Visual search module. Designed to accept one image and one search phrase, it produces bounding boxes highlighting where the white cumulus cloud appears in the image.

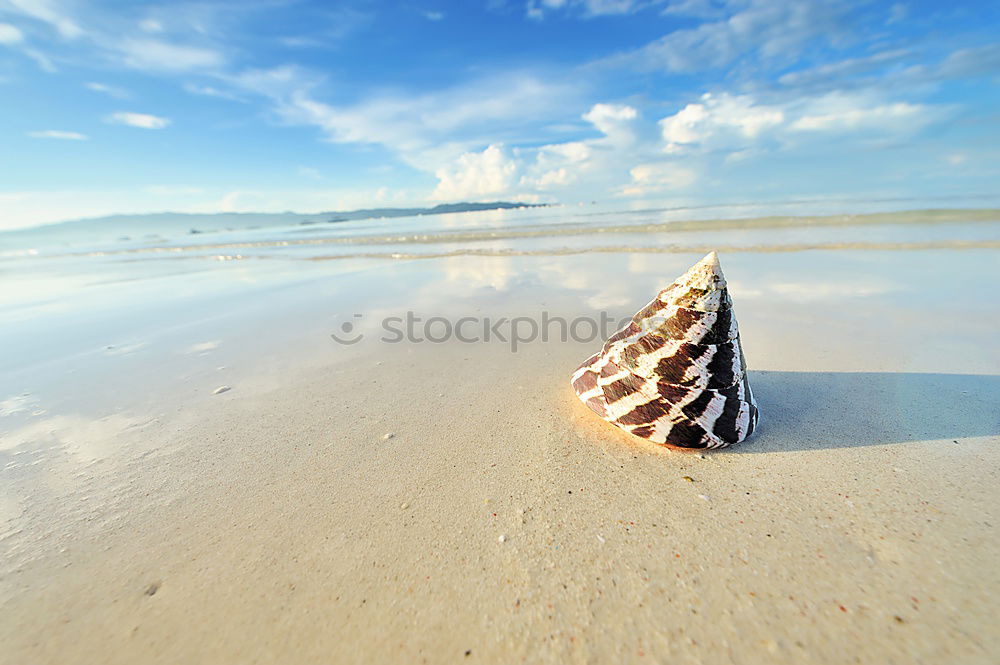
[432,144,520,200]
[524,140,594,189]
[660,93,784,152]
[582,103,639,145]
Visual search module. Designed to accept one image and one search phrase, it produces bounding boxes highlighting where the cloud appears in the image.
[657,90,944,155]
[660,93,784,153]
[620,162,697,196]
[23,47,55,71]
[532,167,573,188]
[886,2,907,25]
[430,98,656,200]
[106,112,171,129]
[424,82,941,203]
[774,44,1000,96]
[582,103,638,145]
[422,10,445,21]
[790,92,948,140]
[256,69,582,175]
[791,101,924,131]
[518,100,656,192]
[661,0,727,18]
[85,81,128,98]
[608,0,858,72]
[229,64,313,98]
[3,0,83,38]
[538,140,592,165]
[139,18,163,33]
[526,0,664,19]
[933,43,1000,81]
[0,1,230,76]
[0,22,24,44]
[432,144,520,200]
[275,7,374,47]
[183,82,245,101]
[27,129,88,140]
[429,98,651,198]
[777,49,913,90]
[522,140,593,189]
[116,38,224,72]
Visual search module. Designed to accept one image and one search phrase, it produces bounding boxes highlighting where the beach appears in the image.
[2,206,999,663]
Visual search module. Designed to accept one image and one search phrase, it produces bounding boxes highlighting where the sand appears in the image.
[2,220,999,663]
[3,340,998,664]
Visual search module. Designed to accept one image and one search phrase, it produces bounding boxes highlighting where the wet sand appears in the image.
[2,215,999,663]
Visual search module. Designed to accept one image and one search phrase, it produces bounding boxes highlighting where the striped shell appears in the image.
[571,251,759,449]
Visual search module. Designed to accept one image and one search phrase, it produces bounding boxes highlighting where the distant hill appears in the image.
[0,201,548,249]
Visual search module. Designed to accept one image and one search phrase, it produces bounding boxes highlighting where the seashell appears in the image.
[571,251,759,449]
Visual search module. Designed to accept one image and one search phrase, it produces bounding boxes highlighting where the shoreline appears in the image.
[9,207,1000,259]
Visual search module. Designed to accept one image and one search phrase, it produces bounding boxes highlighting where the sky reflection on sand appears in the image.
[1,208,999,475]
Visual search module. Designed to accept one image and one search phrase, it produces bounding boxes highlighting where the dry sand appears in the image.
[3,342,999,664]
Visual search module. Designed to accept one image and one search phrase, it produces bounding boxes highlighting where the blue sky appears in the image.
[0,0,998,229]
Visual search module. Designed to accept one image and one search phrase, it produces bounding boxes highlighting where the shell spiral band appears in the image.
[570,251,759,450]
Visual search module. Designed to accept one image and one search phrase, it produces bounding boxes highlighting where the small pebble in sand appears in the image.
[498,534,508,543]
[697,494,710,502]
[212,385,231,395]
[400,502,409,510]
[682,475,695,482]
[382,433,394,441]
[597,534,606,543]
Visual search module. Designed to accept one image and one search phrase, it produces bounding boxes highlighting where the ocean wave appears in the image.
[50,208,1000,259]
